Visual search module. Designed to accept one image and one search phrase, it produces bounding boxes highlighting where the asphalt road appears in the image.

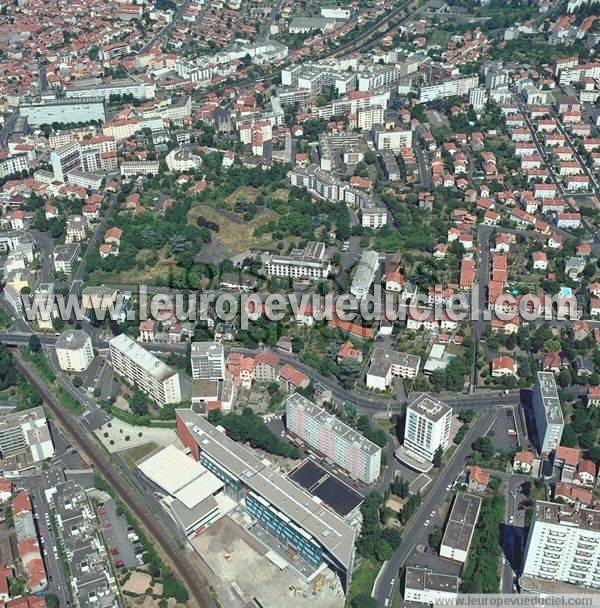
[372,407,501,607]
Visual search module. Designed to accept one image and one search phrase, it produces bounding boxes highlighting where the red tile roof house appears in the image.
[541,351,562,372]
[553,482,593,507]
[467,465,490,492]
[555,445,581,482]
[587,386,600,408]
[576,459,597,487]
[336,340,363,364]
[491,356,517,377]
[0,478,12,503]
[513,451,534,474]
[0,564,12,602]
[278,364,310,393]
[104,227,122,244]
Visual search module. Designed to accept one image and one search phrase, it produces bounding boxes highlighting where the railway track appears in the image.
[12,350,215,608]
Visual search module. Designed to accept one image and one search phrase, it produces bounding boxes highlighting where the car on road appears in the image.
[384,600,389,607]
[430,510,435,517]
[103,522,112,529]
[115,559,124,568]
[424,519,430,526]
[99,508,107,515]
[509,516,514,524]
[110,548,119,555]
[446,484,452,491]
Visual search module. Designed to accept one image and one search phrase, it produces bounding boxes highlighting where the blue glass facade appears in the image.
[246,494,323,567]
[200,454,244,500]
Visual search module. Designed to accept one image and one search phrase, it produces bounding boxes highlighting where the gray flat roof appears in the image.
[408,393,452,422]
[55,329,90,351]
[176,409,356,570]
[535,500,600,532]
[536,371,563,425]
[441,492,482,553]
[405,567,460,593]
[367,347,421,378]
[109,334,179,382]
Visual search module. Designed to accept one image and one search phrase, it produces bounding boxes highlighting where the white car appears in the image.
[446,484,452,491]
[430,510,436,517]
[424,519,430,526]
[509,516,514,524]
[384,600,390,607]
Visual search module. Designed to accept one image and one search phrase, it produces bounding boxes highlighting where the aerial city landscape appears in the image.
[0,0,598,606]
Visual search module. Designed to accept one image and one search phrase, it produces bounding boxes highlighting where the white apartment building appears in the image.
[165,147,202,172]
[64,77,155,101]
[120,160,160,177]
[55,330,94,372]
[372,126,413,152]
[366,348,421,390]
[522,501,600,590]
[50,141,82,182]
[532,371,564,455]
[285,393,382,483]
[404,394,452,462]
[190,342,225,381]
[109,334,182,405]
[419,75,479,103]
[0,406,55,463]
[0,154,29,179]
[356,105,384,130]
[265,241,330,281]
[469,87,488,111]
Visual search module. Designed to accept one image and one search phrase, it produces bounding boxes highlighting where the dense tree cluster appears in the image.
[208,407,300,459]
[356,493,402,563]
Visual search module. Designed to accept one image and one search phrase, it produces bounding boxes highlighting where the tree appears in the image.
[28,334,41,353]
[129,390,149,416]
[557,368,573,387]
[351,595,377,608]
[391,476,409,498]
[72,377,83,388]
[472,437,495,461]
[433,446,444,468]
[45,594,60,608]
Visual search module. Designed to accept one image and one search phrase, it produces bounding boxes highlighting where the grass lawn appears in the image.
[224,185,289,207]
[119,442,159,469]
[187,203,281,254]
[347,558,380,606]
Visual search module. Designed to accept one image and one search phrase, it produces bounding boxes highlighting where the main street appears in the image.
[373,407,502,607]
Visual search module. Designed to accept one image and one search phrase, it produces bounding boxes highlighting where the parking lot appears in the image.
[487,408,519,452]
[97,497,141,570]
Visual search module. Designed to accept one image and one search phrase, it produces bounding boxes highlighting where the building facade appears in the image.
[55,330,94,372]
[522,500,600,589]
[285,393,381,483]
[109,334,182,405]
[532,371,564,455]
[404,394,452,462]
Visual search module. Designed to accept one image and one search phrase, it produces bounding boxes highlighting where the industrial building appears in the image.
[19,97,106,126]
[109,334,182,405]
[137,445,235,536]
[439,492,482,564]
[532,371,564,455]
[175,409,356,590]
[285,393,382,484]
[522,500,600,590]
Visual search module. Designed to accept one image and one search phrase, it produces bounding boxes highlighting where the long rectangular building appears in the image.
[109,334,182,405]
[20,97,106,126]
[175,409,356,590]
[439,492,481,564]
[522,500,600,590]
[285,393,381,484]
[532,371,564,455]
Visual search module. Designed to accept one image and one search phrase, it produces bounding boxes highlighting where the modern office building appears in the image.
[285,393,381,484]
[522,500,600,590]
[403,394,452,462]
[137,445,233,536]
[175,409,356,590]
[265,241,331,281]
[532,371,564,455]
[366,347,421,390]
[190,342,225,381]
[350,250,380,299]
[109,334,182,405]
[439,492,482,564]
[404,568,460,605]
[55,330,94,372]
[0,406,55,464]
